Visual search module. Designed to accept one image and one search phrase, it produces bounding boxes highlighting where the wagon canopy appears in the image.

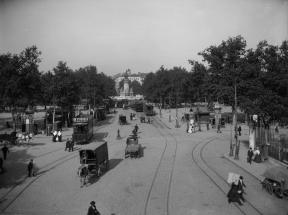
[262,166,288,189]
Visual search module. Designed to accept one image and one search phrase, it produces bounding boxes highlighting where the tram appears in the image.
[72,115,93,144]
[144,104,155,116]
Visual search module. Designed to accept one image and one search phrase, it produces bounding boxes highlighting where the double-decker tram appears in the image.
[72,115,93,144]
[144,103,155,116]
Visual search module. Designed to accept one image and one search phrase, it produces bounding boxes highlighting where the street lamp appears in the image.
[234,81,240,160]
[169,94,171,122]
[175,93,180,128]
[159,96,162,118]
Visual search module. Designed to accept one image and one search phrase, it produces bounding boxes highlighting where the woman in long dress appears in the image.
[227,182,243,205]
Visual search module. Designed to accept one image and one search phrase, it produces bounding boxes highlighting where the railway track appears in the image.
[143,116,178,215]
[191,137,264,215]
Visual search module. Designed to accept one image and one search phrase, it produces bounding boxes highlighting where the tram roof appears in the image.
[79,141,107,150]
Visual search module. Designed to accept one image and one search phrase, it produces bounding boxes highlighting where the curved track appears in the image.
[143,117,178,215]
[0,149,79,213]
[0,113,118,213]
[191,137,264,215]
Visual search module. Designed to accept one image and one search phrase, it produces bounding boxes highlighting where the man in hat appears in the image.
[87,201,100,215]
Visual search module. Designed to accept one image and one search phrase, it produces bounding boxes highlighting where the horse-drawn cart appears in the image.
[261,166,288,199]
[119,115,127,125]
[79,141,109,176]
[125,135,141,158]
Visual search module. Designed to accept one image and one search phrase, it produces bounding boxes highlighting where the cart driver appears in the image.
[78,164,89,187]
[81,151,88,164]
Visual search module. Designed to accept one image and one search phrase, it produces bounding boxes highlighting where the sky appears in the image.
[0,0,287,76]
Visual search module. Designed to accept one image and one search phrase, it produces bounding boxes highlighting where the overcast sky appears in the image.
[0,0,287,76]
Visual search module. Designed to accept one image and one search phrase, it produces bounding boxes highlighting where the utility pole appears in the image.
[52,80,56,132]
[234,81,239,160]
[175,91,180,128]
[169,94,171,122]
[159,96,162,118]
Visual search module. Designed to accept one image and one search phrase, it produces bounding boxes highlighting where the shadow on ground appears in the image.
[0,147,35,189]
[87,158,123,185]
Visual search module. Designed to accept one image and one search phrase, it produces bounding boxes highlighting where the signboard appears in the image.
[227,172,240,184]
[73,117,88,123]
[73,105,87,110]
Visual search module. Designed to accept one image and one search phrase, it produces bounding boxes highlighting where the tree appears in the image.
[130,80,143,95]
[40,71,54,109]
[199,35,247,108]
[53,61,80,110]
[17,46,42,107]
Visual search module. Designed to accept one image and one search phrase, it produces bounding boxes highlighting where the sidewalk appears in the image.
[155,107,288,183]
[0,127,74,200]
[223,141,288,182]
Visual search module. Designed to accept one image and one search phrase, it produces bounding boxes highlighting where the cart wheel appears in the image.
[267,184,273,195]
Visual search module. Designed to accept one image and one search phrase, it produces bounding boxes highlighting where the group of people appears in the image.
[227,175,246,206]
[187,119,196,133]
[17,132,33,144]
[130,113,136,121]
[247,147,262,164]
[52,130,62,142]
[0,143,9,173]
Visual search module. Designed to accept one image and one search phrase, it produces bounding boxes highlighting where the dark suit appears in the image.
[247,150,253,164]
[87,205,100,215]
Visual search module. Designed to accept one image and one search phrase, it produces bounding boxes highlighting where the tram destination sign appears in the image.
[73,117,89,123]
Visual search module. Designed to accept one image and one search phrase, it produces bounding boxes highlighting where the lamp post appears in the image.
[159,96,162,118]
[175,92,180,128]
[169,94,171,122]
[214,103,221,133]
[234,81,240,160]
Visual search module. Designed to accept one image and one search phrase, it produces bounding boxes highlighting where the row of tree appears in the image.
[142,36,288,121]
[0,46,116,113]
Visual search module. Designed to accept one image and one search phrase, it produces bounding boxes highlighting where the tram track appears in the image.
[191,137,264,215]
[0,149,80,213]
[0,112,119,213]
[143,116,178,215]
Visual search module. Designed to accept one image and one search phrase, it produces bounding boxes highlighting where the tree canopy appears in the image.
[0,46,116,111]
[142,36,288,121]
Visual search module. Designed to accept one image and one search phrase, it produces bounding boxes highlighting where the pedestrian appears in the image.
[65,138,70,151]
[206,122,209,131]
[135,124,139,133]
[0,157,4,173]
[227,182,243,206]
[29,132,33,140]
[57,130,62,142]
[53,130,57,142]
[87,201,101,215]
[238,125,242,136]
[27,159,34,177]
[237,176,246,202]
[217,123,221,133]
[130,113,133,121]
[69,140,74,152]
[1,144,9,160]
[247,147,253,164]
[253,147,261,163]
[78,164,89,187]
[117,129,121,139]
